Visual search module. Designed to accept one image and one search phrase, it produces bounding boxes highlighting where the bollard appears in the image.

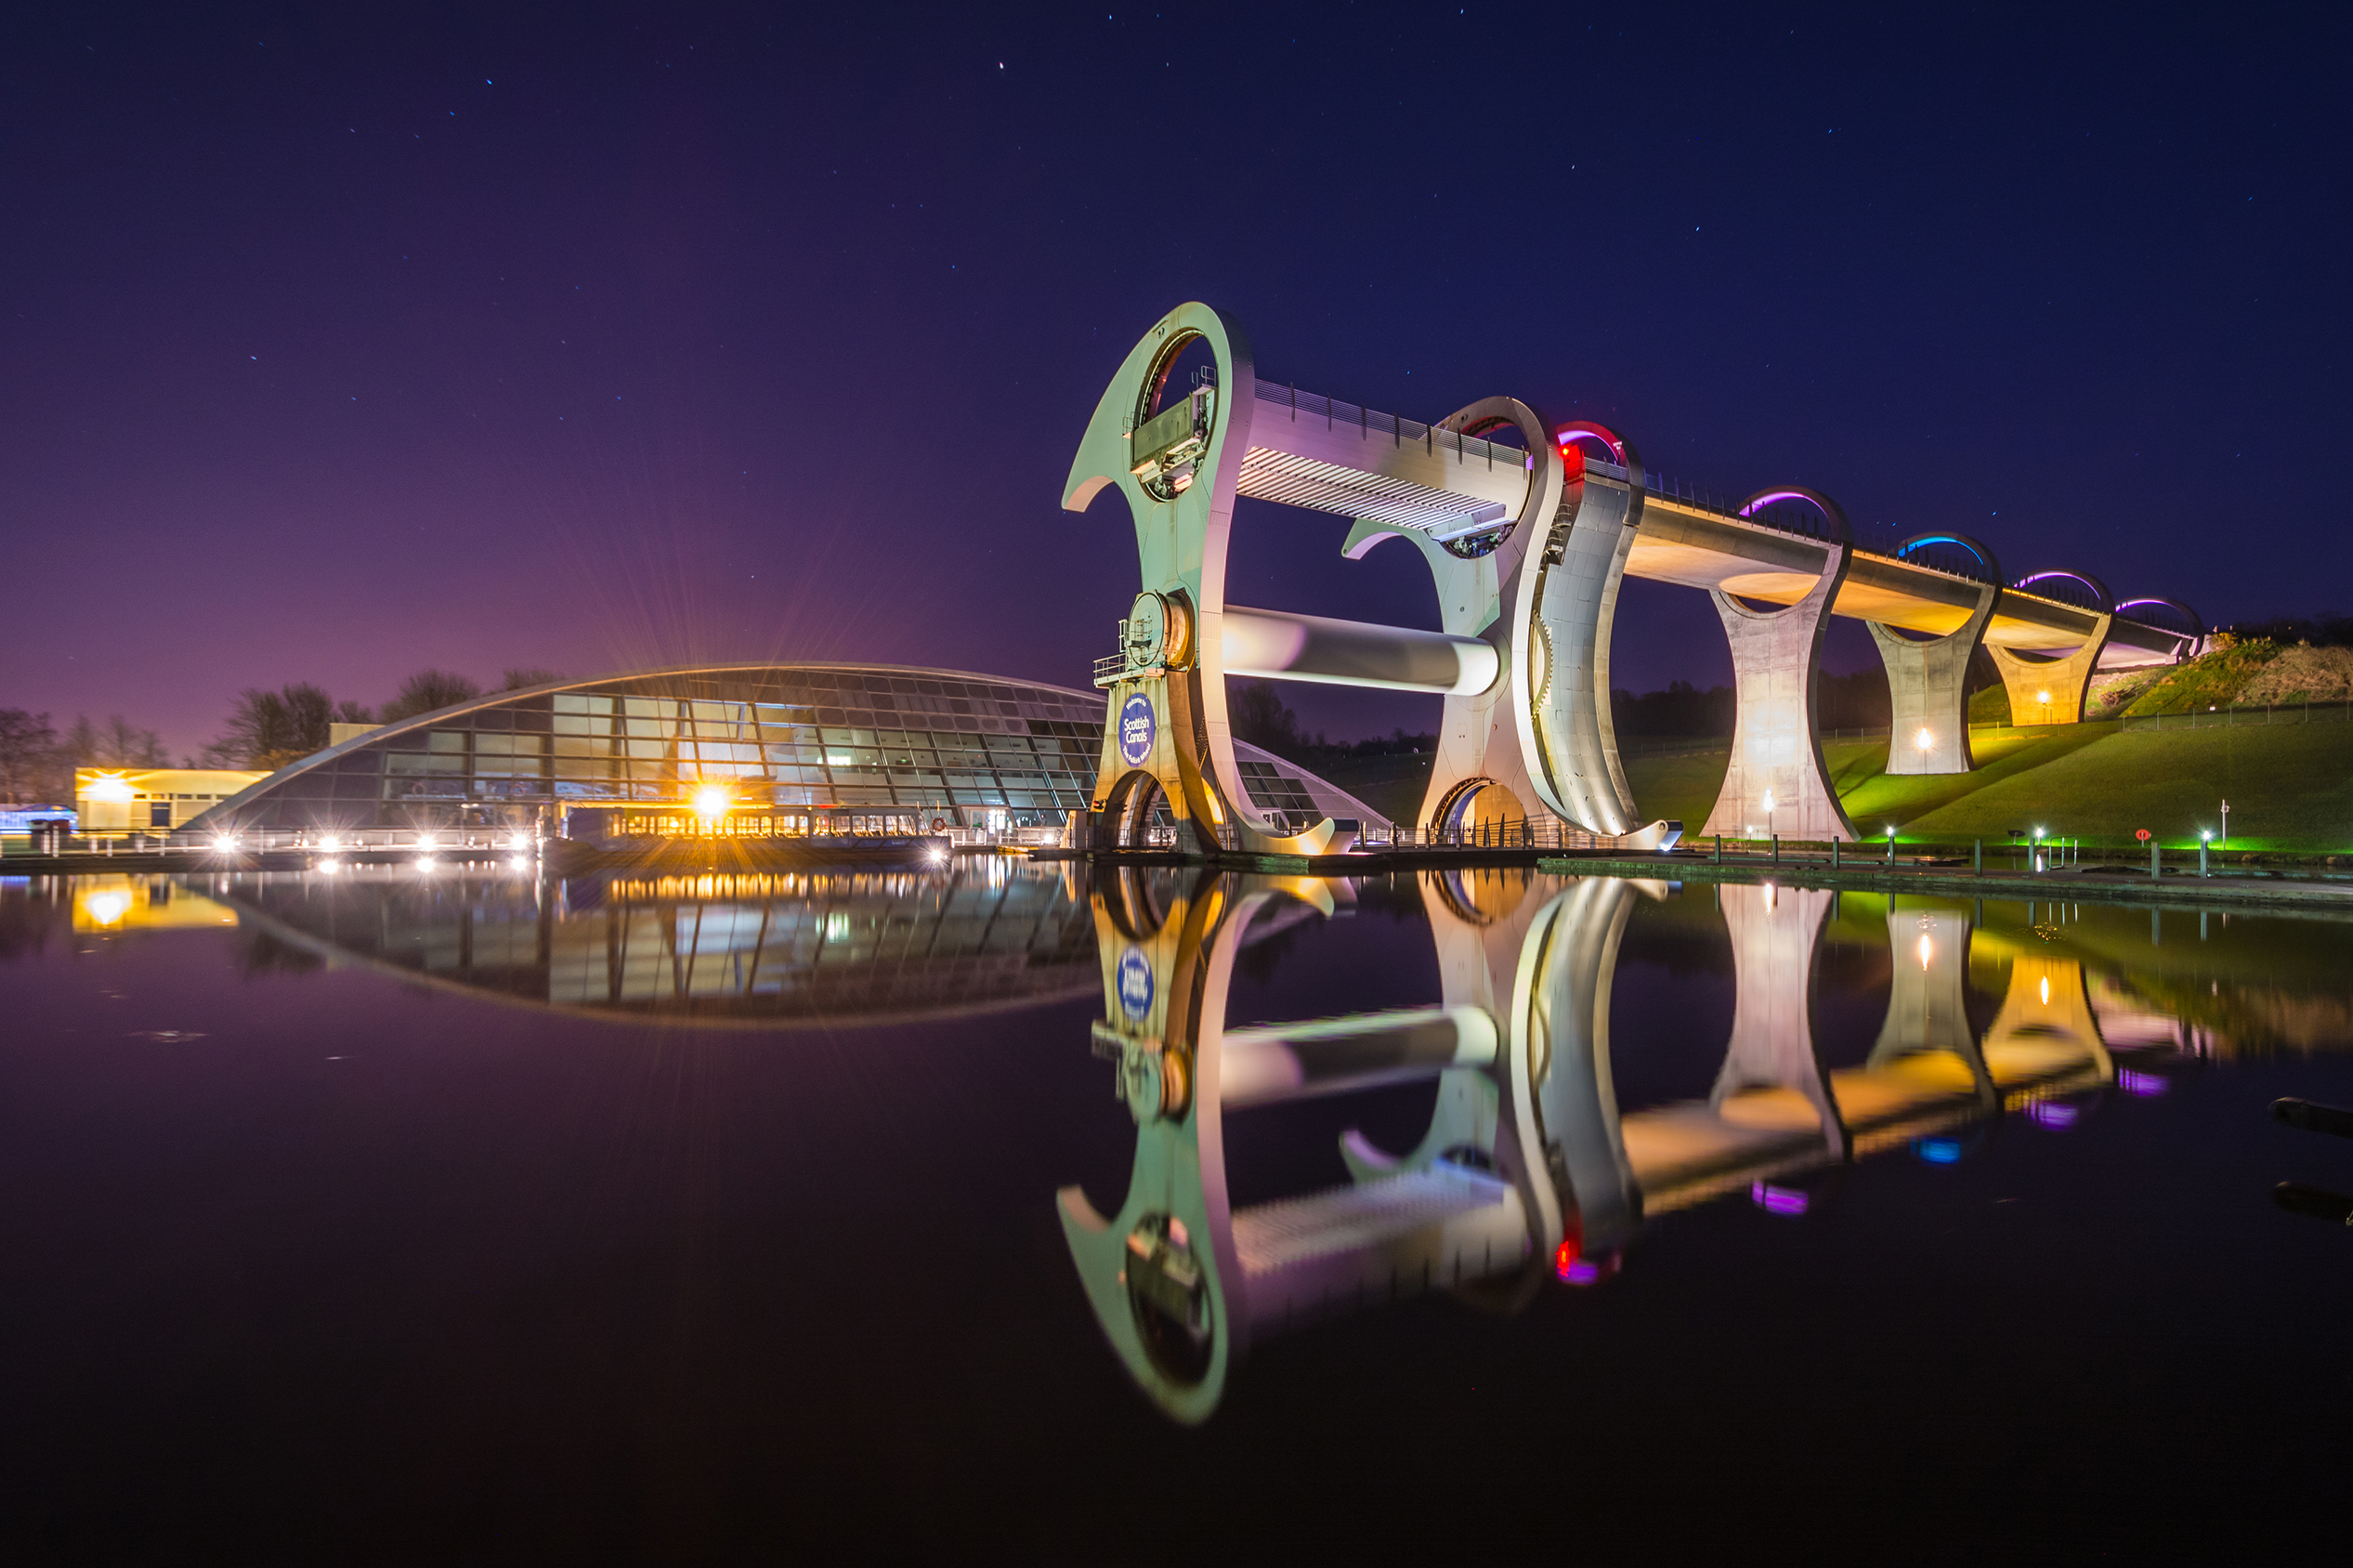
[2200,843,2209,878]
[1832,838,1840,869]
[1771,834,1779,865]
[2150,841,2161,880]
[1715,834,1722,864]
[1973,839,1982,873]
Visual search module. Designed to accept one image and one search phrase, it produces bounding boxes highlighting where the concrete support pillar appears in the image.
[1867,906,1998,1107]
[1699,495,1858,843]
[1868,534,2002,775]
[1990,613,2114,727]
[1711,882,1846,1156]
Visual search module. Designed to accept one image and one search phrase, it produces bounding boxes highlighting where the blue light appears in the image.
[1915,1138,1964,1165]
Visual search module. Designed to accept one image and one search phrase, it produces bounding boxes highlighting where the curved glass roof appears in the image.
[190,662,1388,834]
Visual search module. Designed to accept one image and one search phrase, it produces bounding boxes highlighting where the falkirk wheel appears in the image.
[1057,869,2126,1422]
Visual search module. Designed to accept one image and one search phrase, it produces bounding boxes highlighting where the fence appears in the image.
[2118,699,2353,733]
[1,825,534,861]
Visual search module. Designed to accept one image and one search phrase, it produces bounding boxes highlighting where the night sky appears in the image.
[7,4,2347,757]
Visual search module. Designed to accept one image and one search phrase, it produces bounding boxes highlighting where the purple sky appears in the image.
[6,5,2348,756]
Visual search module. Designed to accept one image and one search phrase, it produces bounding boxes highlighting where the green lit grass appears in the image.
[1624,718,2353,852]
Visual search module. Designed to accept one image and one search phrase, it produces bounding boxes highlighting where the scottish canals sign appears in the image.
[1118,693,1157,767]
[1117,946,1154,1021]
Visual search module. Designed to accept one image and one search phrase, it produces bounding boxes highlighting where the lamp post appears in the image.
[2033,826,2045,874]
[2219,799,2229,848]
[2200,829,2212,878]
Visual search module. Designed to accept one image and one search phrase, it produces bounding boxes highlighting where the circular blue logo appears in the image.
[1118,693,1157,767]
[1117,946,1155,1021]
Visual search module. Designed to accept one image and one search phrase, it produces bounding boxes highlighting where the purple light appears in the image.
[1751,1181,1811,1216]
[1553,420,1628,464]
[2027,1101,2079,1130]
[1561,1260,1601,1285]
[2119,1069,2169,1097]
[2012,569,2112,612]
[1737,489,1819,516]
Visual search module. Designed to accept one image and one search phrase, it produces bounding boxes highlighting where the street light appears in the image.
[1761,789,1775,839]
[2219,799,2229,848]
[1915,726,1934,752]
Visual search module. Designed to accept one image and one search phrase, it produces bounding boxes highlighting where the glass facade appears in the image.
[204,664,1109,833]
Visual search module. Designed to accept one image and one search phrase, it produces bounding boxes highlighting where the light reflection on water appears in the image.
[5,863,2353,1548]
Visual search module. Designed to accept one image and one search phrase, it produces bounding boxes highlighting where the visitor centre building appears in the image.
[189,663,1380,838]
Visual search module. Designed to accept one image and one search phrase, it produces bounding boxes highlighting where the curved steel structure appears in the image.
[2115,596,2205,643]
[1067,302,2204,851]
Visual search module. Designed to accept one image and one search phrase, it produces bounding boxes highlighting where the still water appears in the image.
[5,862,2351,1558]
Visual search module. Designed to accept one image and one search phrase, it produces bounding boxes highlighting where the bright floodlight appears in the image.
[1761,791,1775,814]
[213,835,238,852]
[416,832,436,850]
[1915,726,1934,751]
[2036,689,2051,705]
[320,834,342,851]
[87,775,135,803]
[693,786,729,818]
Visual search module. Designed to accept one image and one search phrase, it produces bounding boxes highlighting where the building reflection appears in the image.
[207,860,1102,1026]
[1060,869,2195,1423]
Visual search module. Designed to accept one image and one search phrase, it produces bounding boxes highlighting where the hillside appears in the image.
[1623,719,2353,852]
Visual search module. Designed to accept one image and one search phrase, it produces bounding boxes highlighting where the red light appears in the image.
[1553,1237,1582,1278]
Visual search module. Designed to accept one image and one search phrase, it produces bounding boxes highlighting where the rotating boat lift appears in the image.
[1058,868,2123,1422]
[1066,303,2199,854]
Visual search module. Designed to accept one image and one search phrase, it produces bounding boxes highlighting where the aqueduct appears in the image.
[1068,304,2200,854]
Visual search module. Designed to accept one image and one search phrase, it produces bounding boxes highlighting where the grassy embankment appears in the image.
[1309,644,2353,851]
[1623,720,2353,852]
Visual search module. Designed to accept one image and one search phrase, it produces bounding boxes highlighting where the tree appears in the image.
[1227,679,1304,758]
[0,709,59,804]
[203,684,333,771]
[380,669,482,724]
[500,668,565,691]
[333,699,373,725]
[64,713,167,767]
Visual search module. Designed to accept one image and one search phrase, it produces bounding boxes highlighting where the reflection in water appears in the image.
[1063,869,2216,1423]
[204,860,1100,1026]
